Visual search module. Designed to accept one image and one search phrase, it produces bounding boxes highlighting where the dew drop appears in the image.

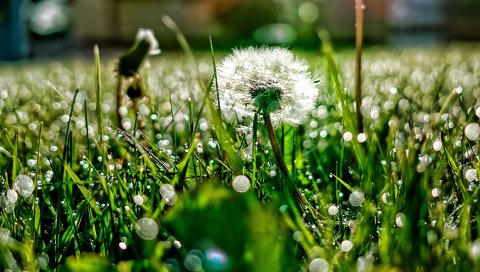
[469,239,480,260]
[293,231,304,242]
[6,189,18,204]
[340,240,353,252]
[431,188,441,198]
[133,194,144,206]
[357,133,367,143]
[160,184,176,199]
[349,190,365,207]
[465,168,477,182]
[37,252,49,269]
[232,175,250,193]
[309,258,329,272]
[205,247,229,270]
[14,174,35,197]
[465,123,480,141]
[173,240,182,249]
[395,213,406,227]
[119,242,127,250]
[432,139,442,151]
[135,217,159,240]
[381,192,391,204]
[184,251,203,271]
[165,193,178,206]
[328,205,339,216]
[343,131,353,142]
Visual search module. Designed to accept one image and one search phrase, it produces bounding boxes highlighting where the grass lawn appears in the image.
[1,42,480,271]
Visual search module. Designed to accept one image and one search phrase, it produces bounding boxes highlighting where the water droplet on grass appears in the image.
[14,175,34,197]
[160,184,175,199]
[309,258,329,272]
[357,133,367,143]
[135,217,158,240]
[349,190,365,207]
[6,190,18,204]
[432,188,441,198]
[328,205,339,216]
[432,139,442,151]
[465,168,477,182]
[469,239,480,260]
[37,253,49,269]
[205,247,229,270]
[343,131,353,142]
[455,86,463,94]
[465,123,480,141]
[165,193,178,206]
[119,242,127,250]
[381,192,391,204]
[395,213,406,227]
[173,240,182,249]
[232,175,250,193]
[184,251,203,271]
[293,231,304,242]
[133,195,144,205]
[340,240,353,252]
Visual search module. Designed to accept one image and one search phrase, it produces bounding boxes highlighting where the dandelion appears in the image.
[216,47,318,125]
[117,28,160,130]
[216,47,320,219]
[135,28,161,56]
[216,47,317,172]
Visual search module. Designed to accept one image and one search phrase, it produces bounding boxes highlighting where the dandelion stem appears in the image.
[264,113,324,220]
[264,113,290,180]
[116,74,124,130]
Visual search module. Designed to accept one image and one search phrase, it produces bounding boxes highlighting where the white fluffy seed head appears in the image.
[216,47,319,125]
[135,28,161,55]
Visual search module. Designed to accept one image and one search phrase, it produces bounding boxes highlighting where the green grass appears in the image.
[1,42,480,271]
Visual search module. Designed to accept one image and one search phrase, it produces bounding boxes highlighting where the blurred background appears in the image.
[1,0,480,61]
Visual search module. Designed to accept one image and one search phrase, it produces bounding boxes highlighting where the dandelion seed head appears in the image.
[216,47,318,125]
[135,28,161,55]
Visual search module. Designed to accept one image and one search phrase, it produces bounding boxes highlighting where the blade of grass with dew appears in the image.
[318,29,365,168]
[94,44,106,161]
[63,163,102,216]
